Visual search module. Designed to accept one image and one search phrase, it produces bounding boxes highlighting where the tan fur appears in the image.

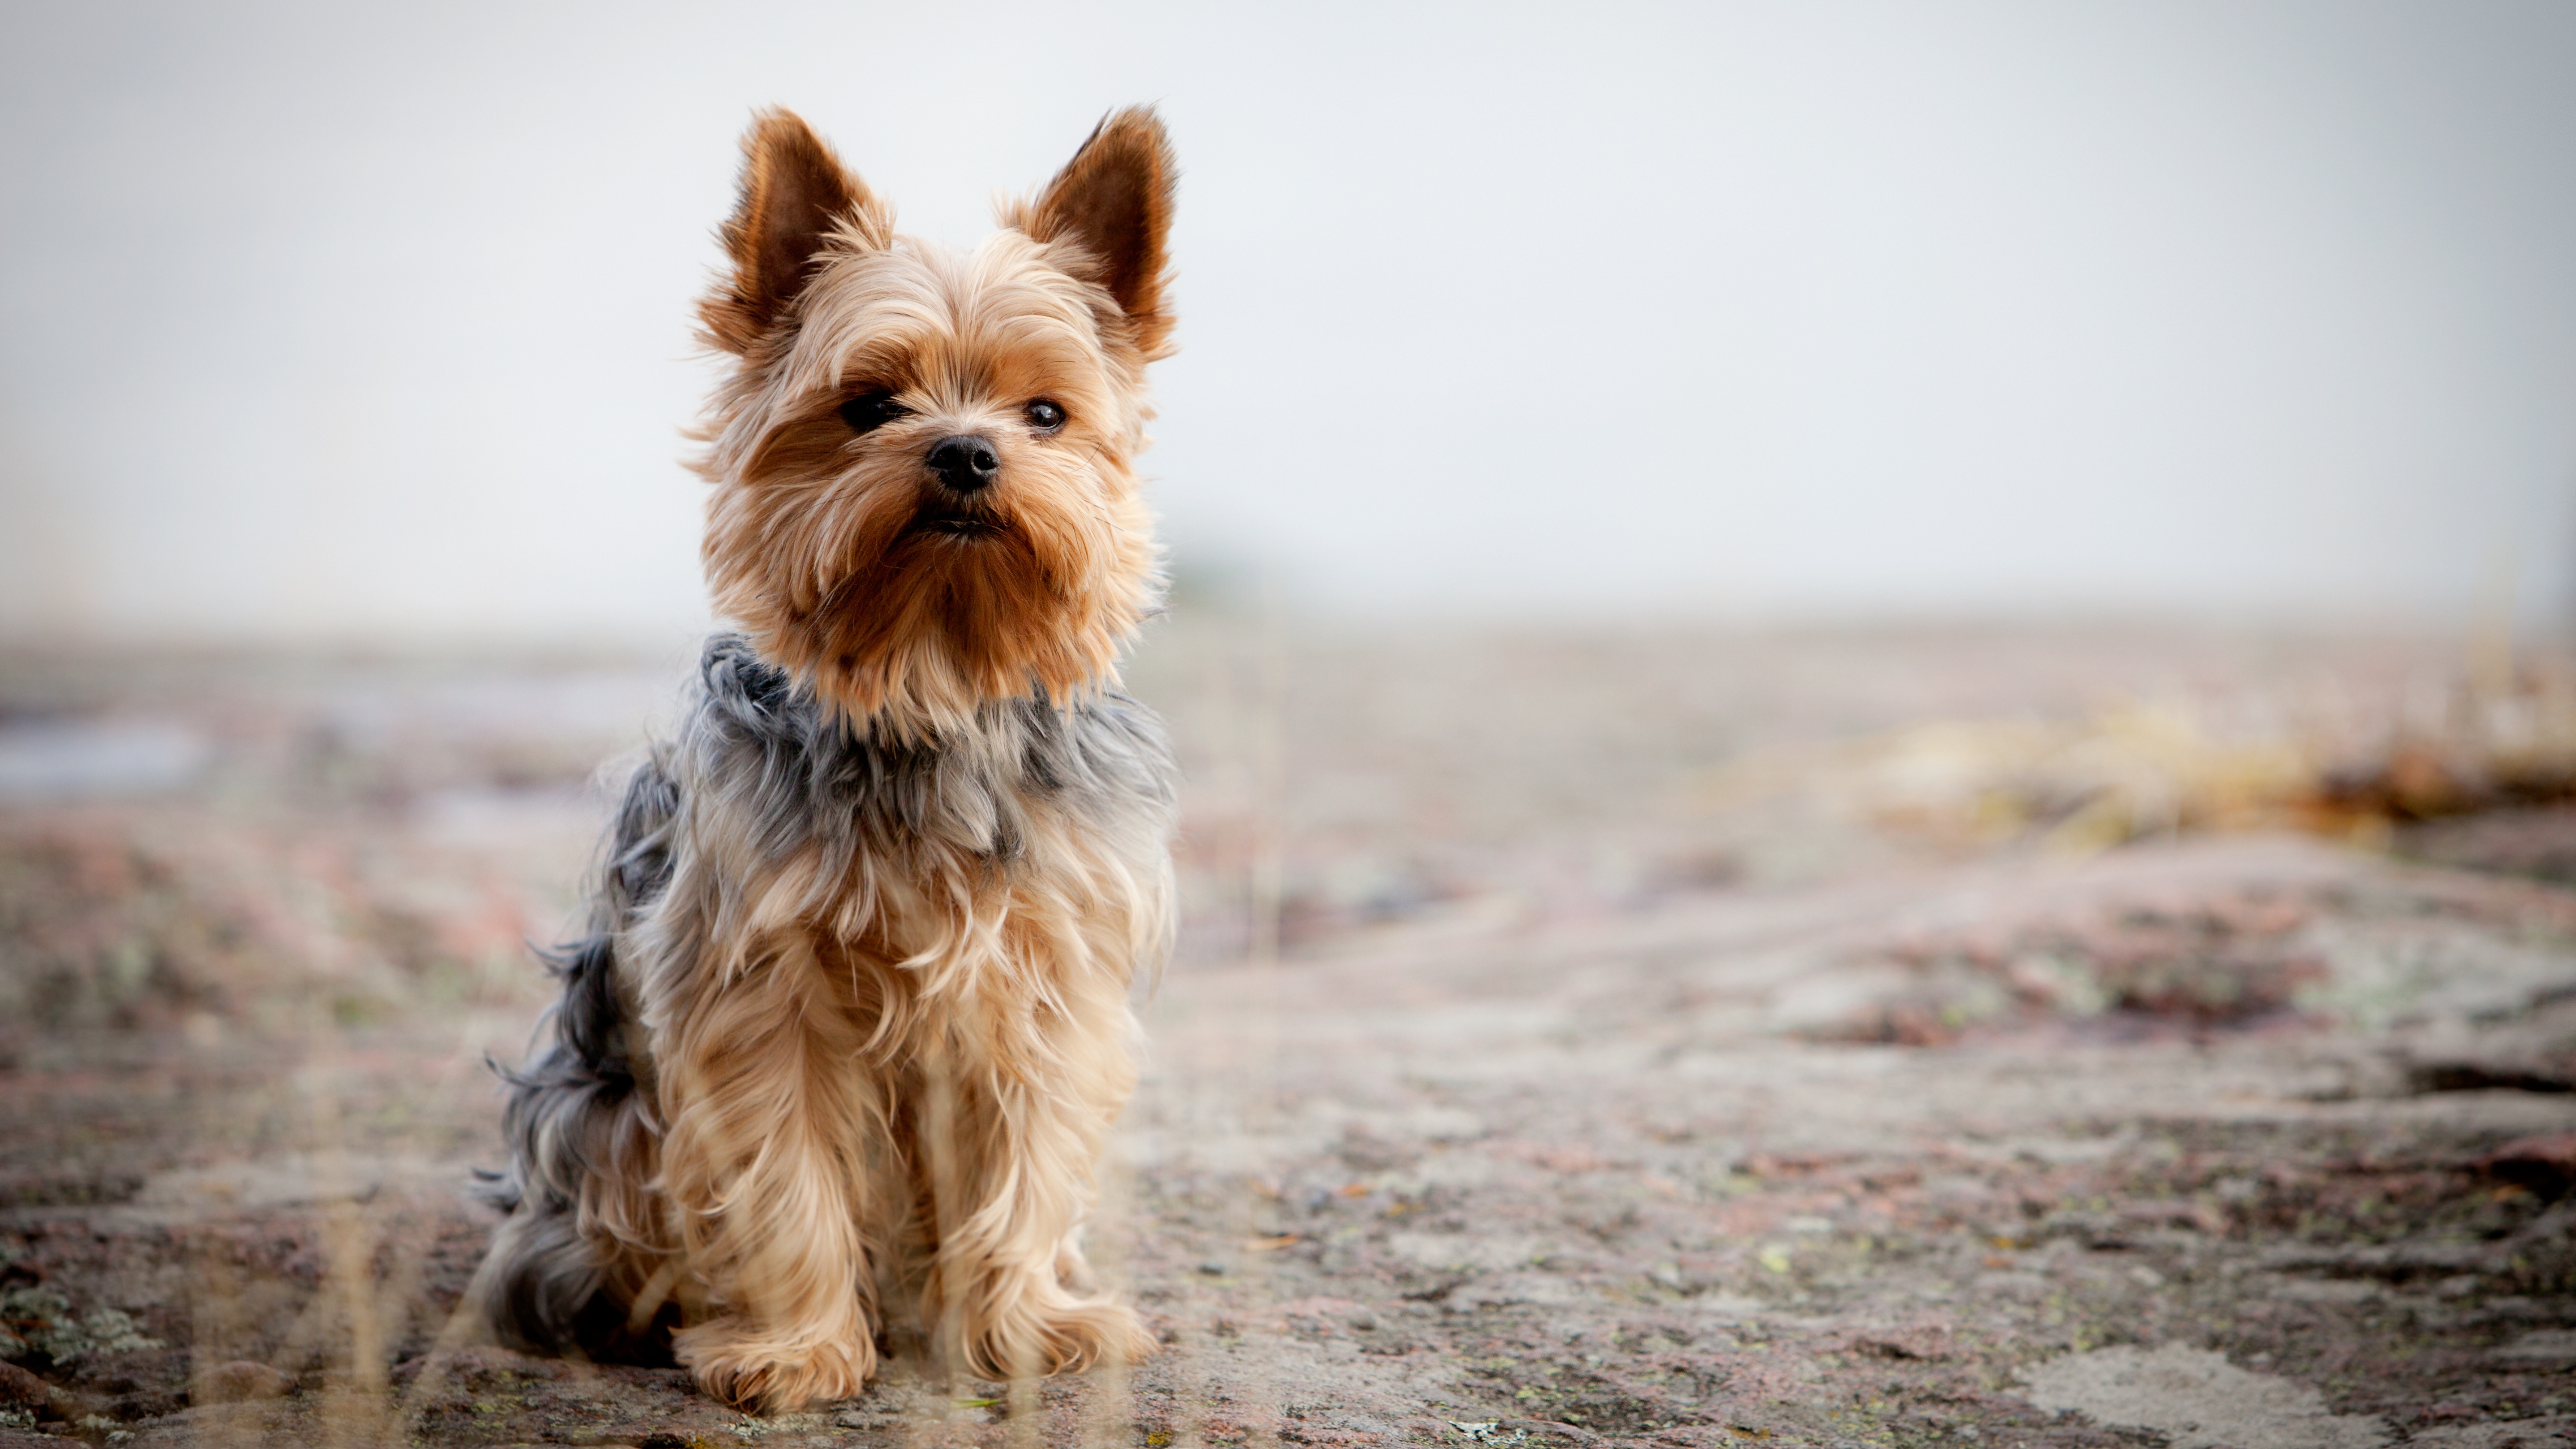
[486,107,1179,1412]
[632,787,1167,1406]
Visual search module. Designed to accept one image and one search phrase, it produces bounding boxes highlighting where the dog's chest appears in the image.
[667,636,1178,941]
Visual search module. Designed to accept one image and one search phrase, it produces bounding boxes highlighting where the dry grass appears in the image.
[1703,647,2576,857]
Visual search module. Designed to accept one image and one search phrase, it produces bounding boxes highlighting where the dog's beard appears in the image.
[814,498,1061,676]
[708,463,1143,737]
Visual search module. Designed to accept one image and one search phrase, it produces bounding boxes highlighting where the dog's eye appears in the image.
[839,391,910,435]
[1024,400,1067,433]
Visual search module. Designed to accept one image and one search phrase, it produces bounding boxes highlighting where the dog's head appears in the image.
[693,108,1175,736]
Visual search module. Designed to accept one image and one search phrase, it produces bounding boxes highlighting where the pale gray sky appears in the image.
[3,1,2571,645]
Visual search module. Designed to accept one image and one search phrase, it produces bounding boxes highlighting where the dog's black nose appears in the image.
[926,435,1002,492]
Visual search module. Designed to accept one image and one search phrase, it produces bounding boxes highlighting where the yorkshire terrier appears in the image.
[467,106,1179,1412]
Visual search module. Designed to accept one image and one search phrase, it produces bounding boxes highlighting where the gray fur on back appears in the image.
[476,633,1177,1357]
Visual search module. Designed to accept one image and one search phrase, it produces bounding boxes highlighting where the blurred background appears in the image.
[4,4,2576,1440]
[3,0,2572,643]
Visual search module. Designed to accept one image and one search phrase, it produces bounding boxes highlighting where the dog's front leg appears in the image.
[921,976,1156,1382]
[656,934,880,1411]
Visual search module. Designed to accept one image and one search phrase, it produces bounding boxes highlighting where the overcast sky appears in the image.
[3,0,2571,645]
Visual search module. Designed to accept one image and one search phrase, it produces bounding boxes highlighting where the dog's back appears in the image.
[470,712,683,1361]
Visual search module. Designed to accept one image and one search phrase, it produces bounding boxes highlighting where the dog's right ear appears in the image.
[700,109,888,356]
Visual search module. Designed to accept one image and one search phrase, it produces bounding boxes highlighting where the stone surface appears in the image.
[2022,1344,2390,1449]
[194,1359,293,1404]
[1,623,2571,1445]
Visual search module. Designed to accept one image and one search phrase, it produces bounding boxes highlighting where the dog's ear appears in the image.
[701,109,887,356]
[1011,107,1177,358]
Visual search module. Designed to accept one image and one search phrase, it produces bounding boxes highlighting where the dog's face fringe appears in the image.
[693,109,1176,738]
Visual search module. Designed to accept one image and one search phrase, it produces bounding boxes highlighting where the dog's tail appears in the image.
[467,757,683,1361]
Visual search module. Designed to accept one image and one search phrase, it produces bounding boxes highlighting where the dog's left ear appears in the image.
[1010,107,1177,359]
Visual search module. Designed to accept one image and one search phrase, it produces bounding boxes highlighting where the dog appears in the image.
[465,106,1179,1413]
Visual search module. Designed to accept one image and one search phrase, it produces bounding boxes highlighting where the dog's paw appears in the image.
[970,1294,1157,1380]
[1053,1238,1100,1294]
[676,1322,876,1412]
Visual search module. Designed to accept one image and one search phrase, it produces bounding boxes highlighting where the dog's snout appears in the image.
[927,435,1002,492]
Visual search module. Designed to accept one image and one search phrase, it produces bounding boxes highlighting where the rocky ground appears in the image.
[0,618,2571,1448]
